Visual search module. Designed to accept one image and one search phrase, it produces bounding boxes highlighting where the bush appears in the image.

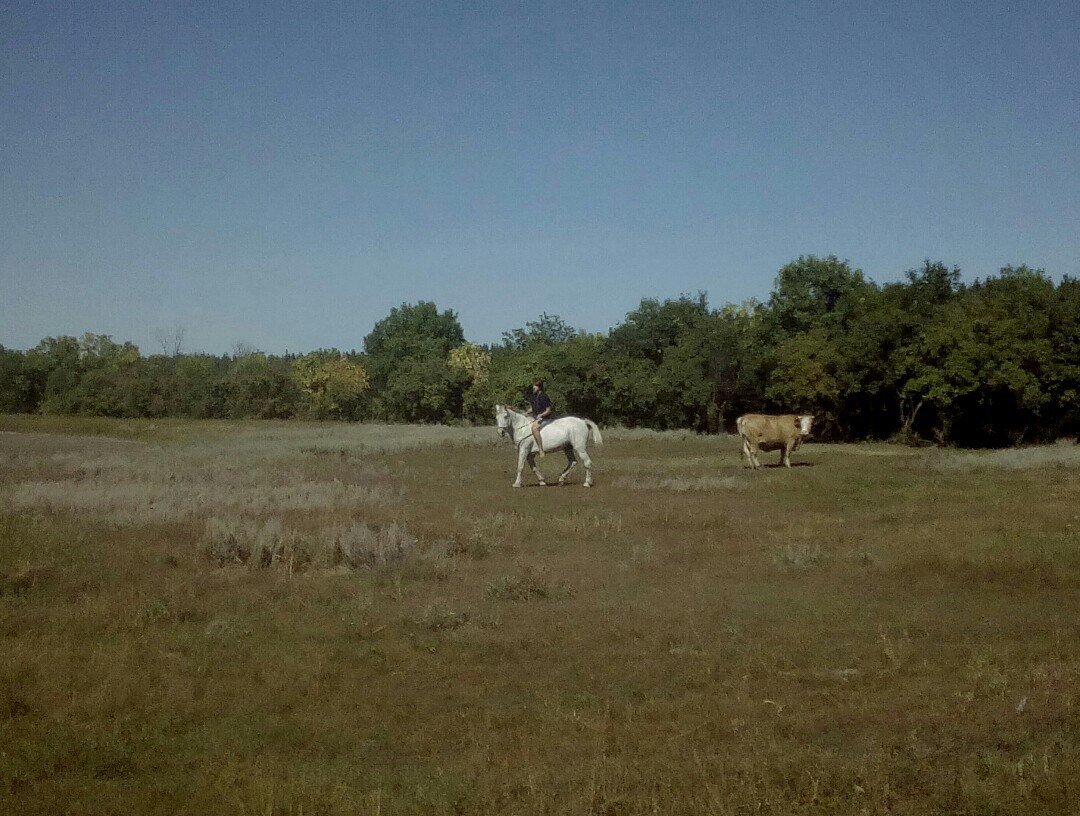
[326,522,419,570]
[203,517,313,570]
[203,517,259,565]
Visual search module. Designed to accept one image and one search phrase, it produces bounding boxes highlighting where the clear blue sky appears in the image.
[2,0,1077,353]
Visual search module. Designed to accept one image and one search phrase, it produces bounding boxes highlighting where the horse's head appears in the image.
[494,404,510,437]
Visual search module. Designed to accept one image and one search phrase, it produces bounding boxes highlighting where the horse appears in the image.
[494,404,603,488]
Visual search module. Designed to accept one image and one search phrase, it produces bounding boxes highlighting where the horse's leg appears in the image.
[513,444,529,488]
[558,448,577,485]
[527,451,546,486]
[577,442,594,487]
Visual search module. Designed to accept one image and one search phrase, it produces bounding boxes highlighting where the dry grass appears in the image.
[615,473,746,492]
[604,426,716,443]
[2,416,1080,814]
[0,430,400,526]
[931,438,1080,470]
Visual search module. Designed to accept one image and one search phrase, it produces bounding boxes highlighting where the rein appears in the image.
[499,408,536,445]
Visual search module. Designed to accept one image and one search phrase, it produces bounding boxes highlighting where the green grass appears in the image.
[2,418,1079,814]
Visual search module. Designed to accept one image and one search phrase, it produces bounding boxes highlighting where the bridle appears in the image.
[497,406,533,445]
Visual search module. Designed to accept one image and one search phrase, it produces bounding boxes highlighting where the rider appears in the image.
[527,379,554,457]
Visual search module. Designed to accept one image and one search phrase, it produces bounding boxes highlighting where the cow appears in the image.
[736,413,814,469]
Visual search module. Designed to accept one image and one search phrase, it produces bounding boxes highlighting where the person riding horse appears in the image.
[526,379,553,457]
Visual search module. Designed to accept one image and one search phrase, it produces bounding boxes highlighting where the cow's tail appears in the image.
[735,415,746,436]
[585,419,604,446]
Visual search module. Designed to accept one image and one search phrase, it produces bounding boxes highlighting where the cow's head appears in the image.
[798,415,814,436]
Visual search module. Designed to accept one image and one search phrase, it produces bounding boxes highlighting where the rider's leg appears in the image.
[531,421,545,457]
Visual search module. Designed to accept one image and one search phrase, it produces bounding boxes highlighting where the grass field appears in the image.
[2,415,1079,815]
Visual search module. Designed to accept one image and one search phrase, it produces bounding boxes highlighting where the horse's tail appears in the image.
[585,419,604,446]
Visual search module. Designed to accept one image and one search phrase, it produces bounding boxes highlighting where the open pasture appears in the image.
[2,416,1080,814]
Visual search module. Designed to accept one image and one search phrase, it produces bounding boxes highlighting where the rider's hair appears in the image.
[532,379,544,390]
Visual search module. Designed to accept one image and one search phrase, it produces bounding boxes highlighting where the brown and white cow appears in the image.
[736,413,814,469]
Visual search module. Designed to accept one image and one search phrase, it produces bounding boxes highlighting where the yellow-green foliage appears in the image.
[292,354,370,417]
[448,342,491,385]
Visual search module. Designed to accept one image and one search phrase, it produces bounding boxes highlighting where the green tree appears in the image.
[765,328,844,431]
[609,293,710,364]
[903,259,963,311]
[1048,276,1080,437]
[364,302,465,422]
[0,346,36,413]
[501,312,578,349]
[876,261,964,438]
[163,354,230,418]
[27,336,83,414]
[607,293,718,429]
[767,255,874,338]
[467,331,609,425]
[708,302,768,431]
[365,302,465,361]
[746,259,859,436]
[896,266,1055,444]
[71,334,151,417]
[223,351,301,419]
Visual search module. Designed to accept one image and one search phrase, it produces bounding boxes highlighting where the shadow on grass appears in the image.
[745,461,816,469]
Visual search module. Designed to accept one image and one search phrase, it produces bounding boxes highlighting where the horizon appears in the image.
[0,255,1069,357]
[3,1,1078,355]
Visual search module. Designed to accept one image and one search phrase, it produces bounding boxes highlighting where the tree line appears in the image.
[2,256,1077,446]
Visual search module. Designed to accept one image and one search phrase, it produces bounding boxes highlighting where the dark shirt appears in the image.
[530,391,553,418]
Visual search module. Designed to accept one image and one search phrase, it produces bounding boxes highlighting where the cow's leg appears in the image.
[782,442,792,468]
[558,448,577,485]
[741,435,753,468]
[576,444,594,487]
[512,445,529,488]
[748,441,761,470]
[527,451,546,486]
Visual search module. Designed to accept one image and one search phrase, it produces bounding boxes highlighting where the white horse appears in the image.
[495,404,603,488]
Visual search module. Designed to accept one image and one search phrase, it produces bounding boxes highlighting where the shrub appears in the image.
[326,522,419,570]
[251,518,284,567]
[203,517,259,565]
